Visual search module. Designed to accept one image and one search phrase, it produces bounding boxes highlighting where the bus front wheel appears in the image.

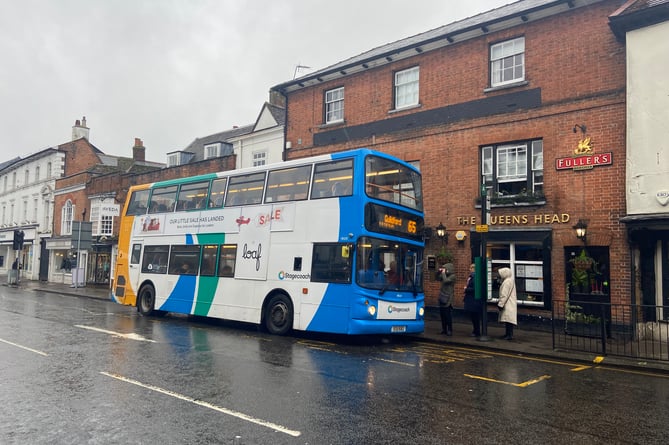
[137,285,156,316]
[264,294,293,335]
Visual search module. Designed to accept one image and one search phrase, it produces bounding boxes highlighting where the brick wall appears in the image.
[282,1,629,311]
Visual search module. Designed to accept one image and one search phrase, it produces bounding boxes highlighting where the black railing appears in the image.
[552,299,669,362]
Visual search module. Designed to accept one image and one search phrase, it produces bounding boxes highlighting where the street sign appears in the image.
[475,224,489,233]
[71,221,93,250]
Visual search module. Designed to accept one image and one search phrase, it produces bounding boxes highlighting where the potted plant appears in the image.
[565,300,602,337]
[569,248,595,294]
[435,248,454,265]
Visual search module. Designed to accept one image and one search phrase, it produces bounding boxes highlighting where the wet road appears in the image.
[1,286,668,444]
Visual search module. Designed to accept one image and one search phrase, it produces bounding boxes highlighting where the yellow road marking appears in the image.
[571,365,592,372]
[464,373,551,387]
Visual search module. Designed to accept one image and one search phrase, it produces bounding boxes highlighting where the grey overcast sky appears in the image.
[1,0,510,163]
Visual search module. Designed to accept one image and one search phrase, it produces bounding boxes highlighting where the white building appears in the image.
[0,146,65,282]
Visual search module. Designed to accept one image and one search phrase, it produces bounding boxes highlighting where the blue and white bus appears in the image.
[112,148,425,335]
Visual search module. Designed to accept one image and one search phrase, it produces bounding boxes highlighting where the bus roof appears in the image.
[132,148,418,190]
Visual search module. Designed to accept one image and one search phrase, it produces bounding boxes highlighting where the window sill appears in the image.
[475,200,546,209]
[483,80,529,93]
[319,120,346,129]
[388,103,422,114]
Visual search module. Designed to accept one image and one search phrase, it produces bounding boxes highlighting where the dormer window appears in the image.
[205,143,221,159]
[167,151,194,167]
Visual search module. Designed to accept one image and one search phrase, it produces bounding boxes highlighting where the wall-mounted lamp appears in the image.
[573,124,587,134]
[573,219,588,243]
[436,222,447,245]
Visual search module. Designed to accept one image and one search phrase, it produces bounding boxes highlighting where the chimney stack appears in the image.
[133,138,146,162]
[71,116,90,141]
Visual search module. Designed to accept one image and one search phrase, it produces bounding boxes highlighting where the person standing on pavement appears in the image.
[497,267,517,340]
[463,263,481,337]
[436,263,455,335]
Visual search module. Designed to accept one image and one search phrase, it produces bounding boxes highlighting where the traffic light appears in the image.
[12,230,24,250]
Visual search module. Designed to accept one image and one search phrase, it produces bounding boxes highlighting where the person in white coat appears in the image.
[497,267,517,340]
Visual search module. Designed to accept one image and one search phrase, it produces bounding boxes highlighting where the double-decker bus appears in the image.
[112,148,425,335]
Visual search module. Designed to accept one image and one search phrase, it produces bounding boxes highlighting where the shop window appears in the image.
[565,246,610,297]
[489,242,545,306]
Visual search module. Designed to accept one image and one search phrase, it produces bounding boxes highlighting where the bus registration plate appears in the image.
[391,325,407,333]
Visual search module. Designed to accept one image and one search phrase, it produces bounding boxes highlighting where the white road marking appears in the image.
[100,372,302,437]
[75,325,156,342]
[0,337,48,356]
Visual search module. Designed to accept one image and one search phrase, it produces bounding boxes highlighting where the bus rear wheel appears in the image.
[264,294,293,335]
[137,285,156,316]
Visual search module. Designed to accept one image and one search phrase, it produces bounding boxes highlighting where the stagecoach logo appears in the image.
[657,190,669,206]
[278,271,311,280]
[387,305,410,314]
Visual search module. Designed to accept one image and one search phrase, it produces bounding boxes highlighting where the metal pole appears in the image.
[74,221,82,289]
[479,183,490,341]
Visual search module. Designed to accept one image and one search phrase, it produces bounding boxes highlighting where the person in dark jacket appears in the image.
[436,263,455,335]
[463,263,481,337]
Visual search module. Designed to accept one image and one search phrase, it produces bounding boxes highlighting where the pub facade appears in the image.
[273,0,629,321]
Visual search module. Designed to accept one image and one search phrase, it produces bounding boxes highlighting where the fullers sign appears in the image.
[556,136,612,171]
[555,152,612,170]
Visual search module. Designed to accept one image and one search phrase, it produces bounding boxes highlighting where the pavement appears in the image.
[8,279,669,374]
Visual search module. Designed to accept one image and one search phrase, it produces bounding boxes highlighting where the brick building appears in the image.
[272,0,630,321]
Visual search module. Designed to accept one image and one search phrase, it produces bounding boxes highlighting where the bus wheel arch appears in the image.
[137,282,156,316]
[262,291,294,335]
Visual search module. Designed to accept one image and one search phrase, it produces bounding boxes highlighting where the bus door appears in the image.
[127,242,144,293]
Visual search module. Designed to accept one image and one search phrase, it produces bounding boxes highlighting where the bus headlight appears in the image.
[419,307,425,317]
[368,305,377,317]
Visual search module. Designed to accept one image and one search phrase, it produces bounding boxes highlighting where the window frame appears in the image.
[490,36,525,88]
[169,245,201,275]
[394,66,420,110]
[62,200,74,235]
[311,243,353,283]
[310,159,354,199]
[204,143,220,160]
[252,151,267,167]
[226,172,265,206]
[265,165,312,203]
[324,86,344,124]
[142,245,170,274]
[481,139,543,200]
[217,244,237,277]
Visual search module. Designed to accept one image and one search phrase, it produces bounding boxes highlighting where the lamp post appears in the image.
[479,183,490,341]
